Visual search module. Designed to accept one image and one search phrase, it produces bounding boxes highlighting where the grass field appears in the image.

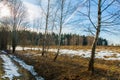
[0,58,4,79]
[14,46,120,80]
[20,45,120,52]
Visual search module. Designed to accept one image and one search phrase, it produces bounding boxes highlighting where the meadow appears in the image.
[13,46,120,80]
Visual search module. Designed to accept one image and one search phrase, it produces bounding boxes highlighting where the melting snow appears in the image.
[0,54,20,80]
[59,49,120,60]
[39,48,120,60]
[10,55,44,80]
[12,46,41,51]
[15,46,120,60]
[1,50,7,54]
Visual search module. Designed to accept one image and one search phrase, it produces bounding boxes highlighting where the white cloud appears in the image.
[0,1,11,18]
[23,2,43,21]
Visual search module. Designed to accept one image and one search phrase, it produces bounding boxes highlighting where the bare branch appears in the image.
[88,0,97,30]
[101,0,115,12]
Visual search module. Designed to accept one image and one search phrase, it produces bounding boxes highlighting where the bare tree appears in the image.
[53,0,65,61]
[89,0,120,74]
[7,0,27,53]
[78,0,120,74]
[88,0,102,74]
[38,0,51,56]
[53,0,78,61]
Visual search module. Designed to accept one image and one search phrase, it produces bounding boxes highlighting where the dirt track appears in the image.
[0,54,40,80]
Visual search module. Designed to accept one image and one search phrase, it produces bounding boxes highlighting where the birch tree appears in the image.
[89,0,120,74]
[53,0,64,61]
[7,0,27,53]
[78,0,120,74]
[53,0,79,61]
[38,0,51,56]
[39,0,58,56]
[88,0,102,74]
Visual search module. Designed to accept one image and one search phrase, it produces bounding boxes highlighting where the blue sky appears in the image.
[21,0,120,45]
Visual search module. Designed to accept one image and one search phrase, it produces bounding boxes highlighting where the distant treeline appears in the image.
[17,30,108,46]
[0,29,108,50]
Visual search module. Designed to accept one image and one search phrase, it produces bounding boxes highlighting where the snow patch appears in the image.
[45,49,120,60]
[1,50,7,54]
[14,46,120,60]
[13,46,41,51]
[0,54,20,80]
[10,55,44,80]
[96,50,120,60]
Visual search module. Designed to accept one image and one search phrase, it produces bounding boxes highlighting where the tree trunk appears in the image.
[42,0,50,56]
[12,45,16,53]
[12,29,17,54]
[88,0,101,74]
[42,42,45,56]
[54,47,60,61]
[53,0,64,61]
[12,37,16,53]
[53,29,62,61]
[88,32,99,73]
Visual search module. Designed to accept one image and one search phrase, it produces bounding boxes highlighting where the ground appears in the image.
[0,46,120,80]
[15,52,120,80]
[0,53,43,80]
[14,46,120,80]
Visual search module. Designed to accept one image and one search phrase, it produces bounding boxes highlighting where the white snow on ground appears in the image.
[0,54,20,80]
[10,55,44,80]
[1,50,7,54]
[40,48,120,60]
[56,49,120,60]
[14,46,120,60]
[38,48,120,60]
[11,46,41,51]
[96,51,120,60]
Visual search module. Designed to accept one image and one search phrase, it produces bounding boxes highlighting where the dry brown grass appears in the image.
[0,57,4,78]
[14,50,120,80]
[23,45,120,53]
[60,46,120,53]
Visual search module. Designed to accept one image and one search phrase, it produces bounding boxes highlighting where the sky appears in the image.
[10,0,120,44]
[21,0,82,33]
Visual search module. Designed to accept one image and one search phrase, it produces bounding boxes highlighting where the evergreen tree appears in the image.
[82,36,88,46]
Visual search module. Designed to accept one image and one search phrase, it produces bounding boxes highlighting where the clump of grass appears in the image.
[0,58,4,78]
